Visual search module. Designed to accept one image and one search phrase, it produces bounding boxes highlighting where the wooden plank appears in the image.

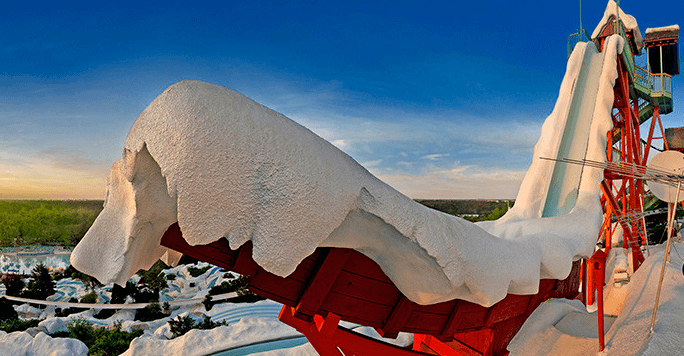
[295,249,351,319]
[486,294,530,325]
[377,295,416,338]
[248,269,306,304]
[249,285,297,306]
[233,242,259,277]
[413,299,458,315]
[330,270,401,306]
[451,328,493,356]
[286,257,318,283]
[320,291,394,328]
[343,252,393,283]
[441,301,465,337]
[403,311,449,334]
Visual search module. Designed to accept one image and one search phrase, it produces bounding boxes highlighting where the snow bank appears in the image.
[0,330,88,356]
[508,242,684,356]
[73,35,622,307]
[591,0,643,52]
[122,317,300,356]
[603,243,684,355]
[507,299,589,355]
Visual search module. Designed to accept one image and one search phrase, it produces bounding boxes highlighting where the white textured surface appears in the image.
[591,0,643,52]
[73,35,622,307]
[0,331,88,356]
[122,317,300,356]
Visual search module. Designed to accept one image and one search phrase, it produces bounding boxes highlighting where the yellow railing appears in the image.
[652,73,673,94]
[634,66,651,89]
[634,65,673,97]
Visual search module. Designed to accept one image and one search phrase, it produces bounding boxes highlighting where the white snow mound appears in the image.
[72,36,623,307]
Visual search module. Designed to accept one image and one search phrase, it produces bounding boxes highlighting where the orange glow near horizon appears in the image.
[0,164,107,201]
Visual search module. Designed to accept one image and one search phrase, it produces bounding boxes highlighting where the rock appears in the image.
[24,326,48,337]
[39,317,69,334]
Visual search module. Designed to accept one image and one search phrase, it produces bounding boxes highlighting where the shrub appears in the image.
[1,274,25,297]
[0,318,41,333]
[132,260,168,303]
[131,286,158,304]
[52,319,143,356]
[80,291,98,304]
[208,275,248,296]
[93,309,115,320]
[166,274,176,280]
[187,265,212,277]
[228,292,266,303]
[202,295,214,311]
[55,297,87,317]
[168,315,227,338]
[135,302,169,322]
[168,314,196,338]
[0,297,18,323]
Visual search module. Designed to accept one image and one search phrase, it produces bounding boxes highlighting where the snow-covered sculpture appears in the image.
[72,31,626,307]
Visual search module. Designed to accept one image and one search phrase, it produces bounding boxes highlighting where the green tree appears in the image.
[25,263,55,300]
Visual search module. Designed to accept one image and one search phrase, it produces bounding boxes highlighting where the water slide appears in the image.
[542,42,611,217]
[482,35,623,236]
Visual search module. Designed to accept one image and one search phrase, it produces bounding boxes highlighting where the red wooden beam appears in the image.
[378,295,416,339]
[295,249,351,320]
[160,223,237,270]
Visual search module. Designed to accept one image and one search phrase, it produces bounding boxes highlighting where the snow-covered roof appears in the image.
[72,36,624,308]
[645,24,680,35]
[591,0,643,52]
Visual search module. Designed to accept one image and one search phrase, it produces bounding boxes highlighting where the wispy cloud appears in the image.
[374,165,525,199]
[421,153,450,161]
[361,159,382,168]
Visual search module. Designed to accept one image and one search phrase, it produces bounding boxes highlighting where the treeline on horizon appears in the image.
[416,199,514,222]
[0,200,104,247]
[0,199,513,247]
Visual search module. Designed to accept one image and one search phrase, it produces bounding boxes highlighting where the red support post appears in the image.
[590,250,608,352]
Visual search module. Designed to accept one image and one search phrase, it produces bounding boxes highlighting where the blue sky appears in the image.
[2,0,683,200]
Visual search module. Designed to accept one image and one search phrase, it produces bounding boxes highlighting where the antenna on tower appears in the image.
[567,0,590,58]
[579,0,583,36]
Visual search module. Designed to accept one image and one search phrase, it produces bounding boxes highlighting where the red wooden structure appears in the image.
[161,223,580,356]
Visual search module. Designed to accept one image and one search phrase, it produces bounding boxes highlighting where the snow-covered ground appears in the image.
[1,261,412,355]
[3,244,684,355]
[508,241,684,355]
